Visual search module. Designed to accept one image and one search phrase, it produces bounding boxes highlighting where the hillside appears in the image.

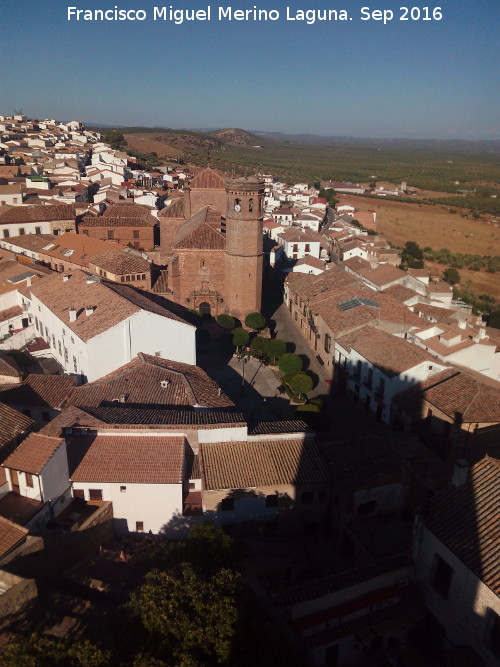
[124,131,221,158]
[208,128,265,146]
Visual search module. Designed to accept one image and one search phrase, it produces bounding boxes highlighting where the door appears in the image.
[199,301,211,317]
[11,470,20,494]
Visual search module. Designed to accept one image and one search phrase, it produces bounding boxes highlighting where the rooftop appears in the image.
[201,438,330,491]
[424,455,500,594]
[69,434,185,484]
[2,432,64,474]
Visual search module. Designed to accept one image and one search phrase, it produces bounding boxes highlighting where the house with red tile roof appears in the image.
[412,456,500,666]
[1,432,70,529]
[334,325,448,424]
[20,268,196,382]
[68,433,186,535]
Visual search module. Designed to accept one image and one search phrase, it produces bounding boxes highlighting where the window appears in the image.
[366,368,373,389]
[431,554,453,598]
[377,377,385,399]
[35,226,41,234]
[220,497,234,511]
[89,489,103,501]
[19,228,25,235]
[324,333,331,353]
[266,494,279,508]
[305,244,310,252]
[136,521,144,532]
[25,473,34,488]
[107,229,114,239]
[142,274,146,280]
[73,489,85,500]
[248,198,253,212]
[301,491,314,505]
[2,230,9,238]
[354,359,362,378]
[133,230,140,239]
[58,341,62,356]
[188,482,196,490]
[120,486,127,492]
[73,356,78,372]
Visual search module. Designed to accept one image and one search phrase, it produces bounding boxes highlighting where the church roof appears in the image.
[158,195,188,219]
[189,167,226,190]
[173,206,226,250]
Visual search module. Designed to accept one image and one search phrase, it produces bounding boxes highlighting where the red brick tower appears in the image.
[224,176,265,320]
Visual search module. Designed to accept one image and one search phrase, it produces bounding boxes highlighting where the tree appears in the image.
[103,129,126,150]
[232,327,249,350]
[245,312,266,331]
[265,338,286,362]
[443,267,460,285]
[216,313,235,332]
[250,335,267,357]
[278,352,303,376]
[402,241,423,262]
[128,564,238,666]
[0,634,110,667]
[288,372,313,398]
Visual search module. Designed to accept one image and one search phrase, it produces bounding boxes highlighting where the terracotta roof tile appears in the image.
[69,434,185,484]
[424,456,500,593]
[0,374,77,408]
[336,325,442,377]
[3,432,64,474]
[68,352,233,409]
[90,248,150,275]
[0,516,28,559]
[79,215,156,228]
[0,352,23,379]
[189,167,226,190]
[23,269,190,341]
[0,403,34,451]
[0,204,74,224]
[201,439,330,490]
[173,207,225,250]
[394,368,500,423]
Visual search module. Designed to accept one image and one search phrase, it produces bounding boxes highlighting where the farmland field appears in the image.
[340,195,500,256]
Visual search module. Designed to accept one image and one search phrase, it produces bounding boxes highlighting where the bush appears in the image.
[245,312,266,331]
[278,353,303,375]
[443,267,460,285]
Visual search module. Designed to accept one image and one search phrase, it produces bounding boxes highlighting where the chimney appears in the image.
[452,459,468,488]
[69,307,77,322]
[457,319,466,330]
[63,274,71,282]
[85,306,95,316]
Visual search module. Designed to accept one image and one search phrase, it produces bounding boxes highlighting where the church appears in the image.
[157,168,265,320]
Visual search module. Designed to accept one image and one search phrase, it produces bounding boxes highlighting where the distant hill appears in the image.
[208,128,266,146]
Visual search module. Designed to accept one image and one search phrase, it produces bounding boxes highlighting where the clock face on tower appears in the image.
[234,204,241,212]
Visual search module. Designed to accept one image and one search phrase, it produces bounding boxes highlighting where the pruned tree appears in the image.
[245,312,266,331]
[278,352,303,376]
[232,327,249,351]
[265,338,286,363]
[216,314,235,332]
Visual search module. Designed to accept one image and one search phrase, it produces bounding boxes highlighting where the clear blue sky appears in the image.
[1,0,498,139]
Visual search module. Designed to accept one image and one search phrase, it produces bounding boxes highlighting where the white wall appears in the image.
[414,522,500,667]
[72,481,183,534]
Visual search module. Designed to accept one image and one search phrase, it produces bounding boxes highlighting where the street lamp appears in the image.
[240,348,250,393]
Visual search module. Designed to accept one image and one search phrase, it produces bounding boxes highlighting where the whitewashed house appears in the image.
[20,269,196,382]
[335,325,447,423]
[413,457,500,667]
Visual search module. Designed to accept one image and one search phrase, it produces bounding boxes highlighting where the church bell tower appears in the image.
[224,176,265,319]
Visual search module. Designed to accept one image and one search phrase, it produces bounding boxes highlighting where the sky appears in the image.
[0,0,499,139]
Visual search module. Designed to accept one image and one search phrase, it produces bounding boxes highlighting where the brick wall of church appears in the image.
[171,249,226,315]
[159,217,185,254]
[189,188,226,215]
